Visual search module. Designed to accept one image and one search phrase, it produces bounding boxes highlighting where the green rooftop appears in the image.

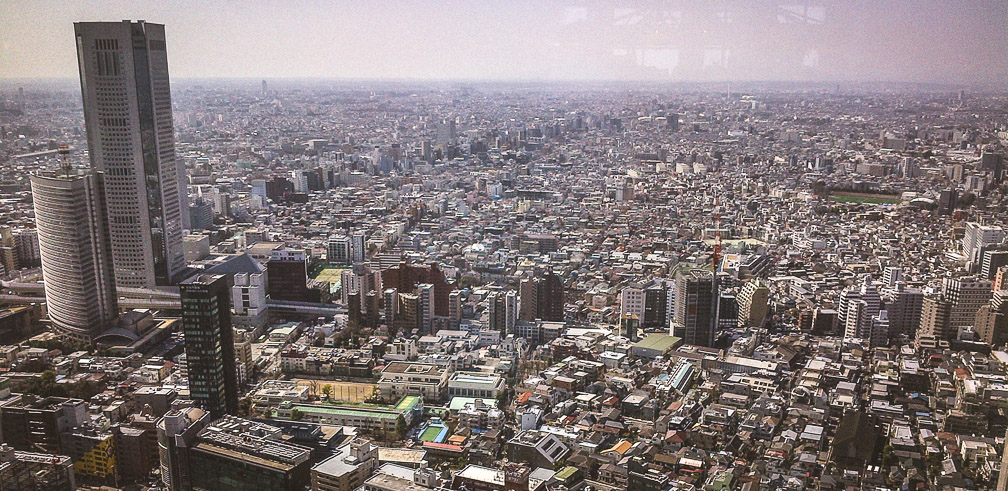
[633,334,683,353]
[290,395,420,421]
[555,466,579,480]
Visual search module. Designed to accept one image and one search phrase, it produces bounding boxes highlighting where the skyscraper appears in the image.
[30,170,118,343]
[672,269,717,347]
[180,274,238,419]
[74,21,187,288]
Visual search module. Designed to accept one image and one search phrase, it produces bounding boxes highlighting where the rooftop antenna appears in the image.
[58,145,71,177]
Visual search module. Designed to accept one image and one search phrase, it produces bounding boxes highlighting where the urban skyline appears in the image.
[0,4,1007,491]
[0,1,1005,85]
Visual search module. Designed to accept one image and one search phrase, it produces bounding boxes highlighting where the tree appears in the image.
[322,385,333,400]
[291,408,304,421]
[238,398,253,417]
[395,415,407,439]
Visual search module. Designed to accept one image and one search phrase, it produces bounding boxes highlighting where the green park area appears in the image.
[829,193,901,205]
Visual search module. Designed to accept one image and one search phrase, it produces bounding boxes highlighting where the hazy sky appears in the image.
[1,0,1005,85]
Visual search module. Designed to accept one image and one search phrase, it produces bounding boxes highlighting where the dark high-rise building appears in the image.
[180,274,238,419]
[0,397,87,454]
[381,261,453,316]
[487,290,507,333]
[642,282,670,329]
[517,271,564,323]
[981,249,1008,280]
[265,176,294,202]
[886,286,924,338]
[188,416,311,491]
[74,21,188,288]
[672,269,718,347]
[266,249,320,303]
[188,198,214,231]
[938,188,958,215]
[0,446,75,491]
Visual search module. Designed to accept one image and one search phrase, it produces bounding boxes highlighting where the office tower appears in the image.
[620,281,670,330]
[886,286,924,338]
[290,170,308,193]
[327,235,351,265]
[716,292,739,330]
[267,249,320,303]
[505,290,518,335]
[188,198,214,231]
[937,188,958,215]
[30,170,119,343]
[74,21,187,288]
[997,266,1008,291]
[180,274,238,419]
[882,267,902,288]
[518,271,564,322]
[211,186,231,218]
[672,269,717,347]
[261,79,268,96]
[251,179,267,202]
[265,176,294,202]
[157,407,209,491]
[487,291,506,333]
[981,250,1008,280]
[350,231,367,263]
[737,279,770,328]
[518,278,538,322]
[537,271,564,322]
[436,118,456,147]
[381,261,452,316]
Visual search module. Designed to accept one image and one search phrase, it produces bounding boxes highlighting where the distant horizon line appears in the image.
[0,76,1003,91]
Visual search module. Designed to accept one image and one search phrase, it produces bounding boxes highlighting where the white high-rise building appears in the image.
[418,283,434,334]
[963,222,1005,264]
[350,231,367,263]
[30,170,119,343]
[882,267,902,288]
[505,290,518,335]
[620,285,645,320]
[75,21,187,288]
[839,275,881,340]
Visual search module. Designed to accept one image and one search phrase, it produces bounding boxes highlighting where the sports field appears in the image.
[314,267,348,284]
[829,193,901,204]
